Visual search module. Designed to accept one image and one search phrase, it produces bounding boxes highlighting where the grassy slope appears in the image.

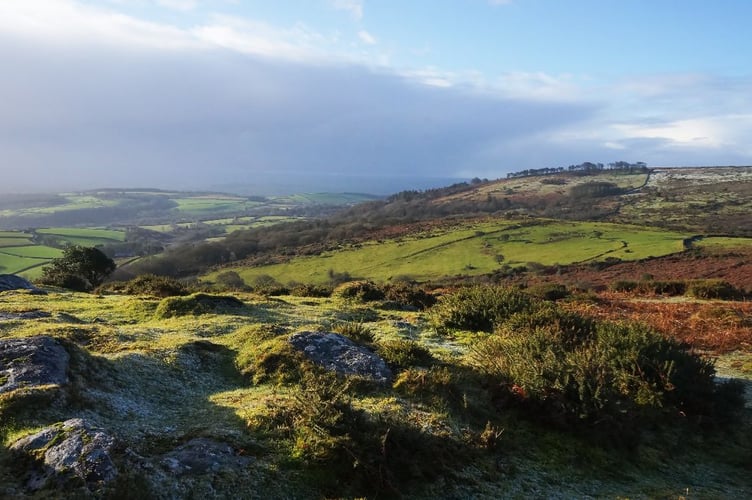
[208,219,689,285]
[0,289,749,498]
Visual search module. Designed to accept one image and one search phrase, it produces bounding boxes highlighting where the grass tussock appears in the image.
[154,293,246,318]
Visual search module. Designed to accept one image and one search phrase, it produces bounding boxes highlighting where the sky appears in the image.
[1,0,751,194]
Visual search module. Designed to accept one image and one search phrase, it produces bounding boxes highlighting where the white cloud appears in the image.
[357,30,377,45]
[193,15,337,62]
[329,0,363,21]
[0,0,198,50]
[156,0,198,11]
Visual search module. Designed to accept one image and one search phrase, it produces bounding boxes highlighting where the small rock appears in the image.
[289,331,393,383]
[160,438,252,476]
[0,335,69,394]
[0,274,45,293]
[10,418,118,491]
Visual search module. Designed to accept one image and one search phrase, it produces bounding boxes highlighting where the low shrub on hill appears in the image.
[100,274,189,297]
[154,293,246,318]
[381,282,437,310]
[376,339,433,369]
[471,304,744,444]
[526,283,569,301]
[687,279,743,300]
[430,285,534,333]
[290,283,332,298]
[332,281,385,302]
[610,280,638,292]
[333,321,375,344]
[255,370,471,498]
[640,280,687,296]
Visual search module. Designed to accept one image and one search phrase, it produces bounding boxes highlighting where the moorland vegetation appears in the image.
[1,165,752,497]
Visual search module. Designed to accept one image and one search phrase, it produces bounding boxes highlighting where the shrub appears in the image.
[214,271,249,291]
[526,283,569,301]
[376,339,433,369]
[610,280,638,292]
[252,275,289,296]
[332,281,385,302]
[237,336,309,385]
[430,285,535,333]
[154,293,245,318]
[100,274,189,297]
[290,283,332,298]
[687,280,742,300]
[471,309,743,442]
[382,283,436,310]
[639,280,686,296]
[333,322,375,345]
[256,370,470,497]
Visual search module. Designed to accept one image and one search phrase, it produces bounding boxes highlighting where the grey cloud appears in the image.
[0,35,596,194]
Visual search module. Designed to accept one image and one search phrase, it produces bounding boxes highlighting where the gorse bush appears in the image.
[259,370,471,497]
[471,302,744,442]
[154,293,245,318]
[289,283,332,298]
[376,339,433,369]
[526,283,569,301]
[332,322,375,344]
[100,274,189,297]
[381,282,437,310]
[430,285,535,333]
[332,281,385,302]
[687,279,742,300]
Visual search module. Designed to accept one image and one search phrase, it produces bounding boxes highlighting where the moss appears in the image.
[154,293,246,319]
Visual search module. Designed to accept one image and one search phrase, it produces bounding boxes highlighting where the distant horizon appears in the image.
[3,164,752,198]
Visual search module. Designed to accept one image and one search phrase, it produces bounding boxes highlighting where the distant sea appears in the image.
[208,174,470,196]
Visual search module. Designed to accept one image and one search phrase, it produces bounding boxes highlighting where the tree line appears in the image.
[507,161,648,179]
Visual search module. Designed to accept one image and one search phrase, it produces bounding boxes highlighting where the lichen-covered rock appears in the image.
[10,418,118,491]
[0,310,52,321]
[160,438,253,476]
[0,274,45,294]
[0,335,69,394]
[289,331,393,383]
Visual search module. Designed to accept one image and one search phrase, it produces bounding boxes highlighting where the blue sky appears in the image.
[1,0,751,193]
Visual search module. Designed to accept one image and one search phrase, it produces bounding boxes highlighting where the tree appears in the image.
[39,245,116,291]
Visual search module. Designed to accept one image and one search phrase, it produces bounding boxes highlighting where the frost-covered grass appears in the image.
[0,288,750,498]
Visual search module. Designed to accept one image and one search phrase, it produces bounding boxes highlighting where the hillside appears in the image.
[2,167,752,498]
[1,285,750,498]
[182,166,752,289]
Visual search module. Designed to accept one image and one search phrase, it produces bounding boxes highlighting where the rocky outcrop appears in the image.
[0,335,69,394]
[0,274,45,293]
[289,331,392,383]
[160,438,253,476]
[10,418,118,491]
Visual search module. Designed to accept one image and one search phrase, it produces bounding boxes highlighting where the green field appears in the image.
[171,196,256,217]
[207,219,691,285]
[695,236,752,249]
[272,192,380,205]
[142,216,303,235]
[36,227,125,241]
[0,195,118,217]
[0,232,33,247]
